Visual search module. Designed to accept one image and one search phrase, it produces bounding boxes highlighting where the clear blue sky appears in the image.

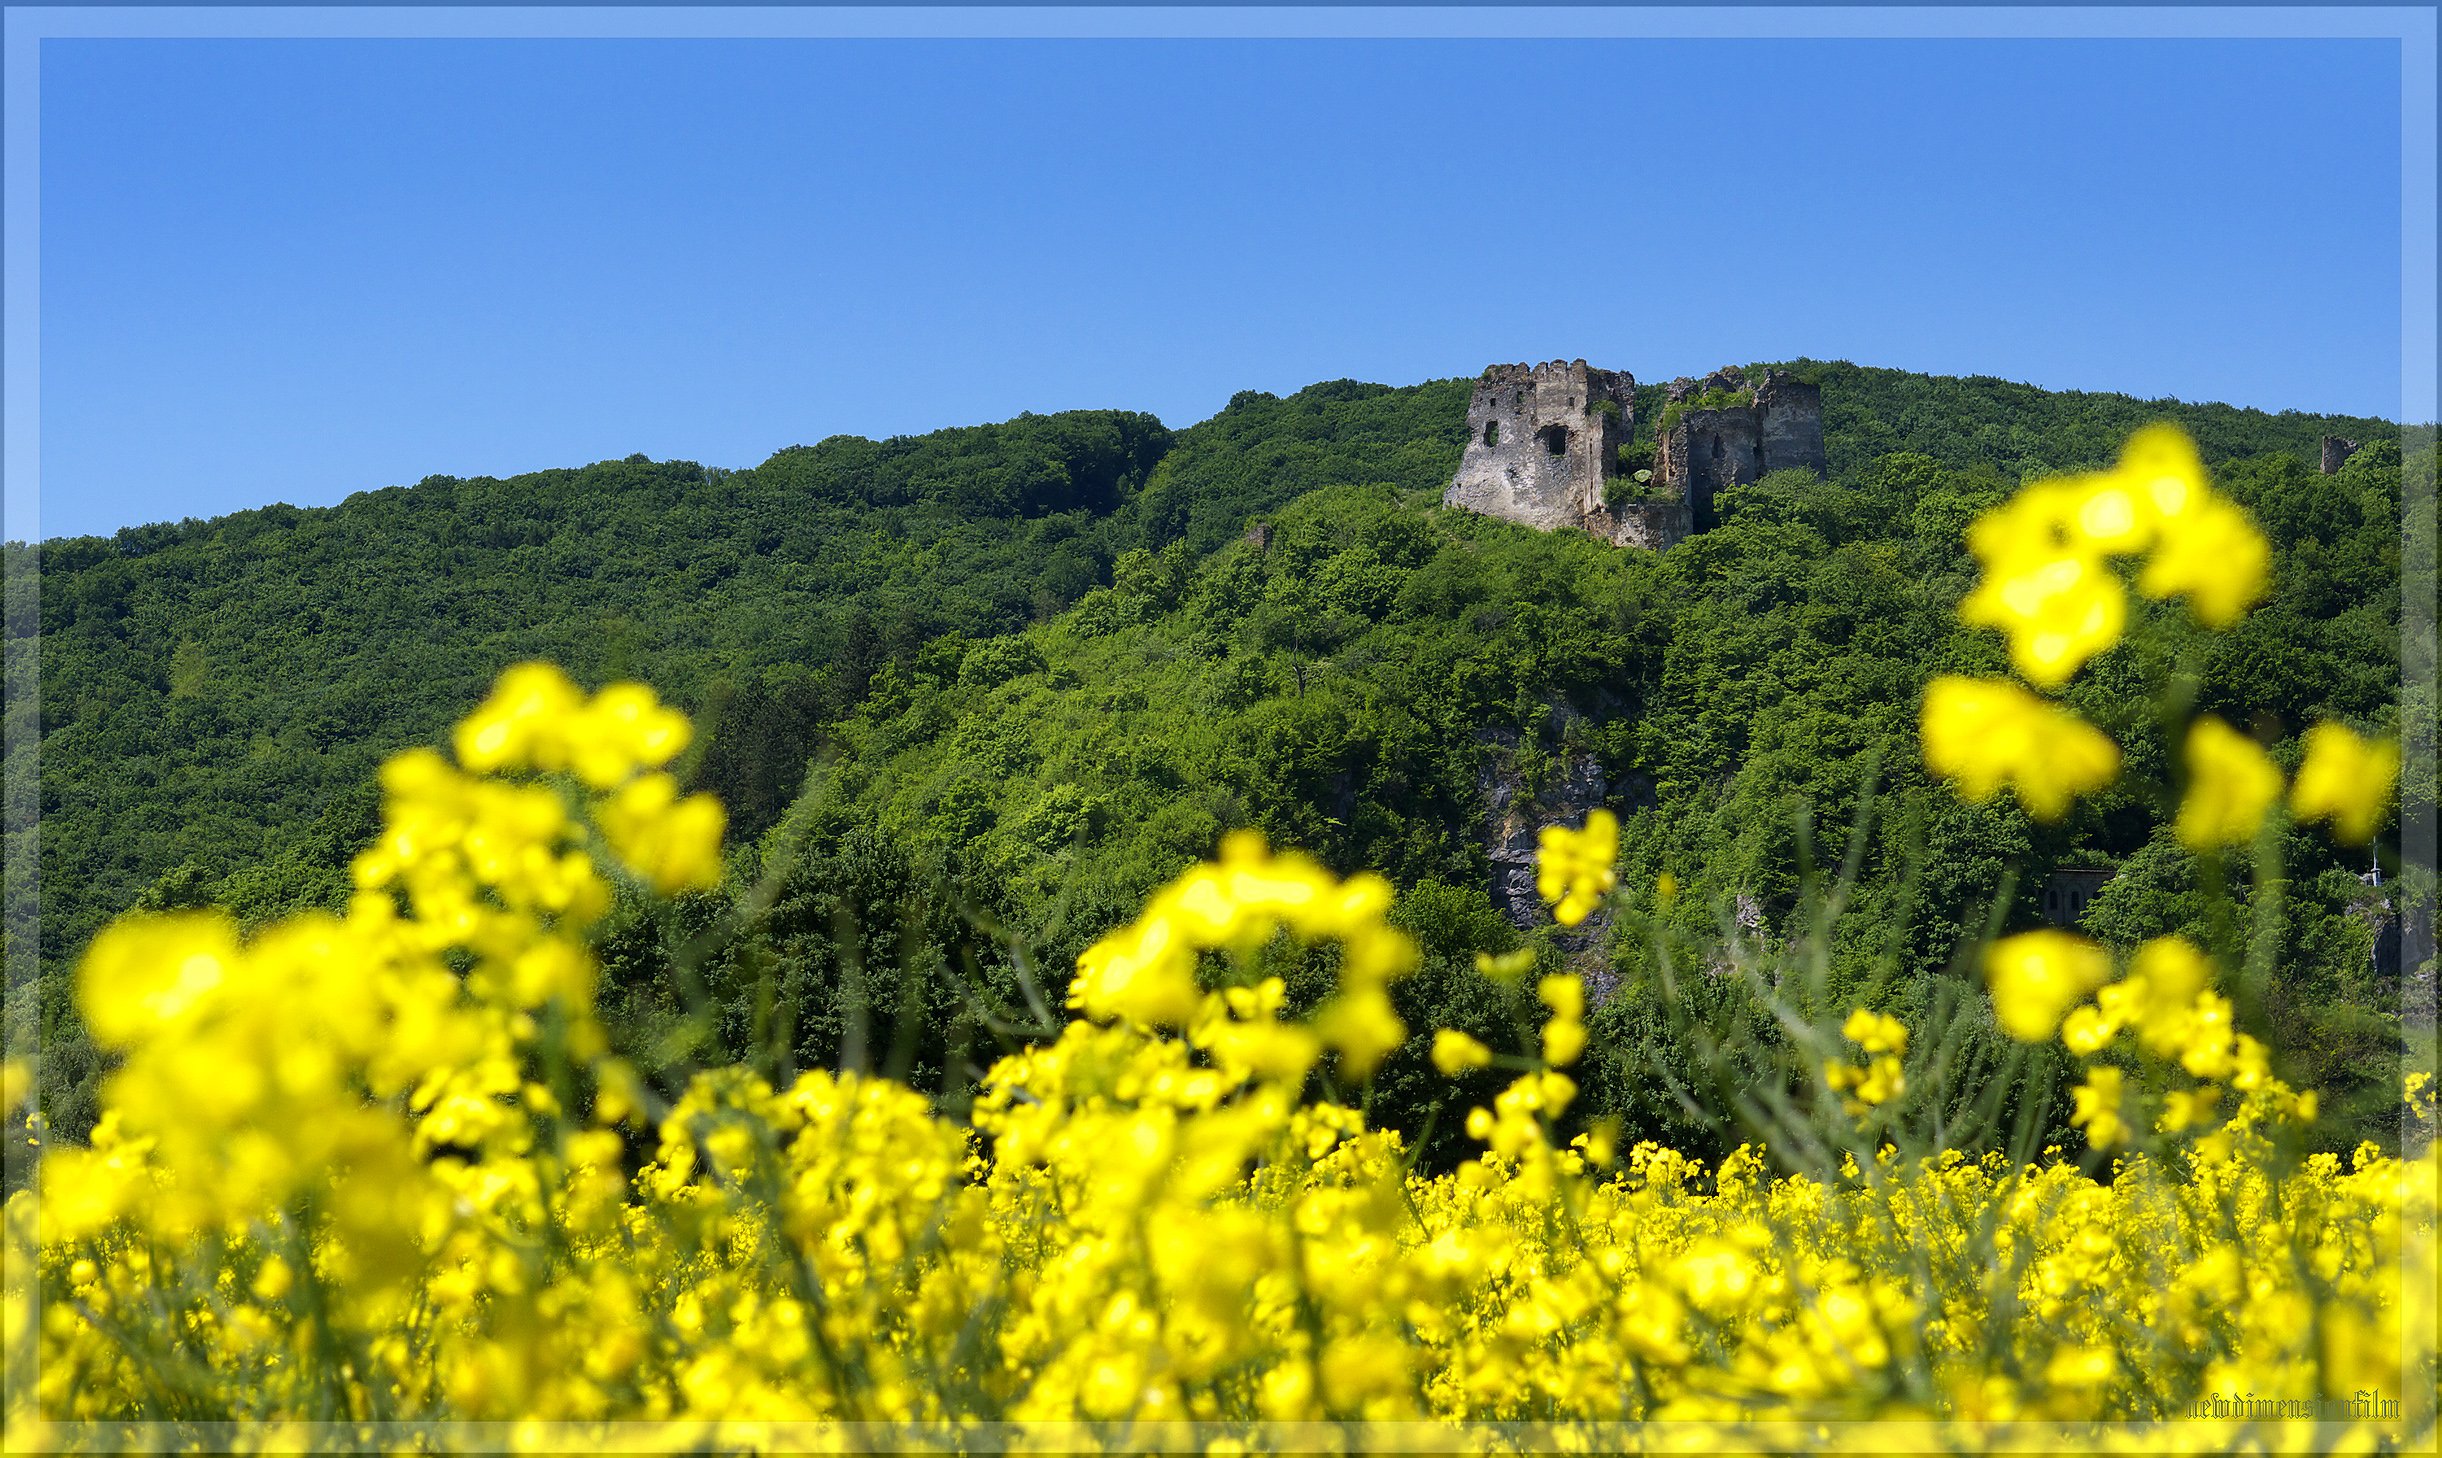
[36,37,2401,541]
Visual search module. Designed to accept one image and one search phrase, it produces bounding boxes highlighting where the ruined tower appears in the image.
[1444,358,1827,552]
[1445,361,1638,534]
[1653,367,1827,532]
[2321,436,2363,475]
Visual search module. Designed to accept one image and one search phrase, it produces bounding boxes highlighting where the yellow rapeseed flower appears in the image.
[2174,716,2282,851]
[1950,427,2267,688]
[1430,1030,1493,1077]
[2290,722,2401,844]
[2069,1065,2129,1149]
[2136,494,2271,629]
[31,659,2425,1439]
[1535,810,1618,927]
[2158,1085,2220,1134]
[1984,930,2113,1043]
[1919,676,2120,822]
[1070,829,1417,1074]
[75,912,242,1050]
[596,771,728,894]
[1840,1009,1908,1057]
[454,662,585,773]
[1958,546,2126,688]
[1472,948,1535,985]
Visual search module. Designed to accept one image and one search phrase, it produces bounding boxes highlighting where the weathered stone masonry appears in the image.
[1444,361,1639,535]
[1443,359,1827,551]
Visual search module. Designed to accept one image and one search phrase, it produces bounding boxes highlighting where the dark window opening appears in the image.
[1483,421,1499,448]
[1539,424,1569,456]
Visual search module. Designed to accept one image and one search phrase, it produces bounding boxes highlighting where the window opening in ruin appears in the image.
[1483,422,1499,448]
[1539,425,1569,457]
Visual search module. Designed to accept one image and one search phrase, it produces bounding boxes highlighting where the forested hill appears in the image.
[8,360,2404,1145]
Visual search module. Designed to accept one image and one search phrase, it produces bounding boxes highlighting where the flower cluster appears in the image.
[1988,930,2315,1153]
[1823,1009,1908,1116]
[1961,424,2266,687]
[1066,828,1417,1076]
[14,666,2432,1445]
[1919,676,2120,822]
[1923,427,2398,846]
[1535,809,1619,927]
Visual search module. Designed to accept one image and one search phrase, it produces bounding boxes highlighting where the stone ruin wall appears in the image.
[1653,367,1828,534]
[2321,436,2363,475]
[1443,358,1825,552]
[1444,361,1638,534]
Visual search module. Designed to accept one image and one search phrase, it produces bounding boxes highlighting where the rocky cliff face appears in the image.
[2322,436,2363,475]
[1444,359,1825,552]
[1474,721,1641,1002]
[1476,727,1609,930]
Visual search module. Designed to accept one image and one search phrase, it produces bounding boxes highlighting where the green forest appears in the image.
[6,360,2414,1163]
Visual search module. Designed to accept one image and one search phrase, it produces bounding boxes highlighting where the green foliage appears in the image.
[1655,387,1754,434]
[14,358,2409,1160]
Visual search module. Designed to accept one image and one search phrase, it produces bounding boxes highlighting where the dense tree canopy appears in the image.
[9,362,2407,1153]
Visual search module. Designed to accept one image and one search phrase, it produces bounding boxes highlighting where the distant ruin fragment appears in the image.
[2321,436,2362,475]
[1443,359,1826,551]
[1653,367,1828,537]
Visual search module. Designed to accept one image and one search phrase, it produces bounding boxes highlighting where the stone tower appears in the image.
[1443,359,1828,552]
[1445,361,1637,533]
[2321,436,2363,475]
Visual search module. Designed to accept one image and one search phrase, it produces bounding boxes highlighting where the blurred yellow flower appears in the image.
[1984,930,2112,1043]
[1538,974,1587,1067]
[1951,427,2267,686]
[1430,1029,1493,1076]
[2158,1084,2220,1134]
[2070,1065,2129,1148]
[2290,722,2401,844]
[1840,1008,1909,1057]
[1959,547,2126,688]
[595,771,727,895]
[1920,676,2120,822]
[2137,495,2271,629]
[2175,717,2282,850]
[1535,810,1618,927]
[1472,947,1535,985]
[2102,423,2210,539]
[1825,1011,1908,1115]
[1071,828,1417,1078]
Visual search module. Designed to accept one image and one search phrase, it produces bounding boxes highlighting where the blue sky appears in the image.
[36,36,2402,541]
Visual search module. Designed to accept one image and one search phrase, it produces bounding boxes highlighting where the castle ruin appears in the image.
[1444,361,1640,537]
[2321,436,2362,475]
[1443,360,1826,550]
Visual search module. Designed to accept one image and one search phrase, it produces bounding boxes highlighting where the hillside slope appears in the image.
[7,361,2405,1146]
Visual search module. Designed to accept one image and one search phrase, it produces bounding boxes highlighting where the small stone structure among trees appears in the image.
[1443,359,1827,550]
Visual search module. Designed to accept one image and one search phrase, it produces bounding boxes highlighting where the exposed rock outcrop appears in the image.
[2322,436,2363,475]
[1477,727,1609,931]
